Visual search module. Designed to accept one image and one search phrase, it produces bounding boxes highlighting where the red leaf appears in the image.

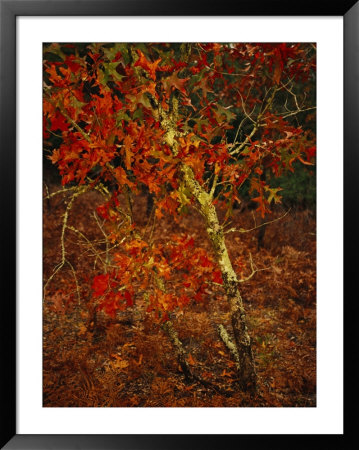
[50,113,69,132]
[212,270,223,285]
[92,274,109,298]
[124,290,133,307]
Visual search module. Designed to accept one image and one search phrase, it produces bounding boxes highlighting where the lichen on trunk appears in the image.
[217,324,240,371]
[163,320,193,380]
[158,88,257,391]
[180,164,257,391]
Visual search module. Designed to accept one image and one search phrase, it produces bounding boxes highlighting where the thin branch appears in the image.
[224,209,291,234]
[43,186,88,298]
[280,80,300,110]
[232,117,246,146]
[43,185,77,200]
[66,259,81,306]
[209,173,219,199]
[46,128,64,138]
[237,90,256,124]
[229,87,278,157]
[281,106,316,120]
[237,252,271,283]
[93,212,110,272]
[238,266,271,283]
[67,225,106,270]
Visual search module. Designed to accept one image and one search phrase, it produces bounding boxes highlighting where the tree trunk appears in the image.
[157,92,257,391]
[181,164,257,391]
[163,320,193,380]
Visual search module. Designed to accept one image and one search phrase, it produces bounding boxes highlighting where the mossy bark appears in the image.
[217,324,240,372]
[158,93,256,391]
[163,320,193,380]
[181,165,257,391]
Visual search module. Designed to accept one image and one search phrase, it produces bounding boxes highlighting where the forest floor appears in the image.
[43,185,316,407]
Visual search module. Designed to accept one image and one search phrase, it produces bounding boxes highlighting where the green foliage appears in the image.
[271,162,316,209]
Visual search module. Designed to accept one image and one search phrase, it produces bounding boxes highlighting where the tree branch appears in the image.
[224,209,291,234]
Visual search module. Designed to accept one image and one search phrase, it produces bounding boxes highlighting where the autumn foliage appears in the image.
[43,42,316,405]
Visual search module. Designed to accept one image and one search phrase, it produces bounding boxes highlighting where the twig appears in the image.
[209,173,219,199]
[224,209,291,234]
[43,185,77,200]
[67,225,106,270]
[66,259,81,306]
[93,212,110,272]
[230,86,279,157]
[237,252,271,284]
[43,186,88,298]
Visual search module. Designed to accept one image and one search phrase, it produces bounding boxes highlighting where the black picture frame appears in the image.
[1,1,356,448]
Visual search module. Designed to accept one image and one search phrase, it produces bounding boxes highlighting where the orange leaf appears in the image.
[134,50,161,81]
[298,155,314,166]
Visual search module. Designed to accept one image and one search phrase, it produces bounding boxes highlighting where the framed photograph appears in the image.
[1,0,355,448]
